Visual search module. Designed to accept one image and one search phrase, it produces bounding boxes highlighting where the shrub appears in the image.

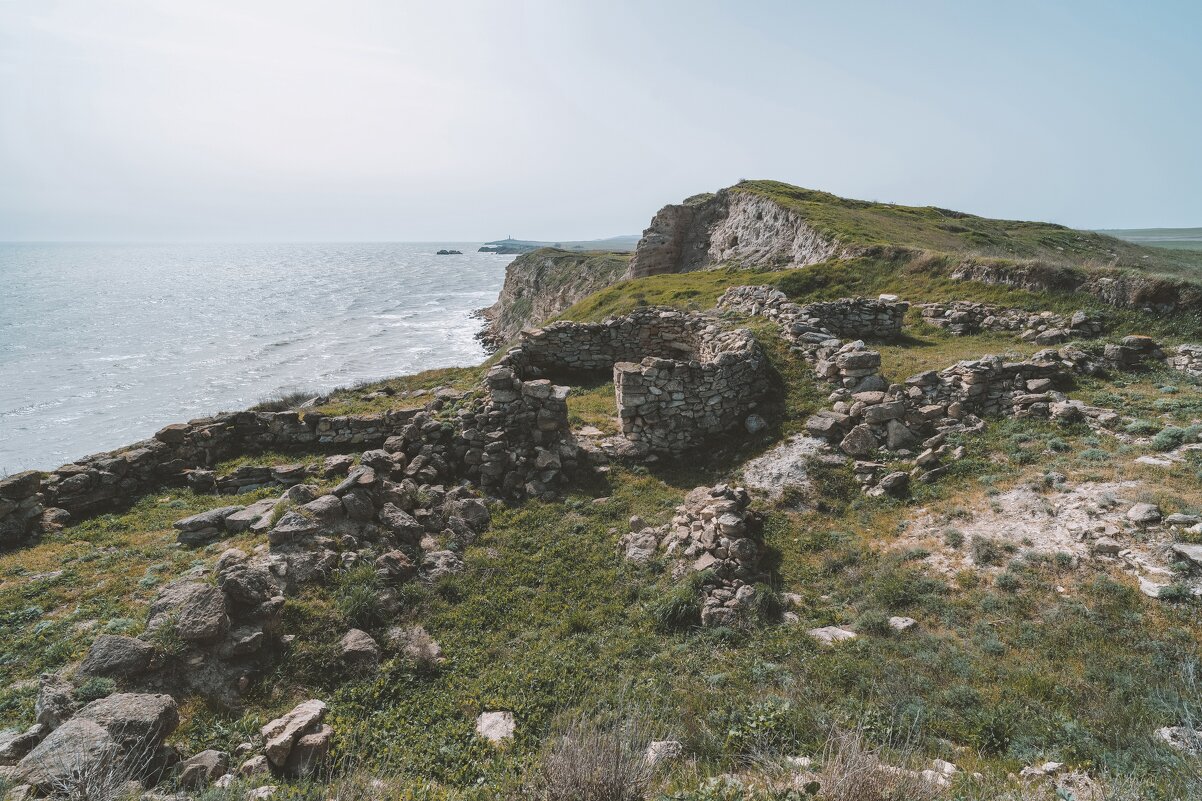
[855,609,891,636]
[971,536,1002,566]
[943,528,964,549]
[1079,448,1110,462]
[995,571,1021,593]
[649,579,703,633]
[74,676,116,703]
[1125,419,1162,436]
[534,714,653,801]
[816,728,940,801]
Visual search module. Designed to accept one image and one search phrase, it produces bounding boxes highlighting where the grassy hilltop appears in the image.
[3,185,1202,801]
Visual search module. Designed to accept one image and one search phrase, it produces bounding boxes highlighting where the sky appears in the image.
[1,0,1199,242]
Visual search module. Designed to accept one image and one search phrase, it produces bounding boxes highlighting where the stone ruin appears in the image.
[498,306,772,453]
[621,483,768,627]
[918,301,1104,343]
[0,371,574,548]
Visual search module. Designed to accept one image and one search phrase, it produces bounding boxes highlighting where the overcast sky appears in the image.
[1,0,1199,241]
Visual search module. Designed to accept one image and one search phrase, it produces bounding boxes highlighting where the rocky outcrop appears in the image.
[949,259,1202,313]
[628,188,859,279]
[477,248,630,348]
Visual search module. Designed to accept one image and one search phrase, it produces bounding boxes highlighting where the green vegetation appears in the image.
[8,188,1202,800]
[735,180,1202,278]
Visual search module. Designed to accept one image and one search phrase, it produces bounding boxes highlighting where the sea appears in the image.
[0,242,513,474]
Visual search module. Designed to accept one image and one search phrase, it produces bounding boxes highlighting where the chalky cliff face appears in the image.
[627,189,857,279]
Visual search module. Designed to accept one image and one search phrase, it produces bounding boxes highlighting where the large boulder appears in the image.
[75,692,179,748]
[34,675,77,730]
[178,749,229,789]
[224,498,281,533]
[78,635,155,679]
[17,693,178,791]
[16,718,118,791]
[147,581,229,644]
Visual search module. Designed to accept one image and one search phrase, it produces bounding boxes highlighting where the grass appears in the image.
[310,366,485,417]
[7,244,1202,798]
[734,180,1202,279]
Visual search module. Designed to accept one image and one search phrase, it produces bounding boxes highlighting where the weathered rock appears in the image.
[1156,725,1201,756]
[386,625,444,667]
[840,424,878,457]
[339,629,380,666]
[283,724,332,778]
[422,550,464,579]
[0,726,43,765]
[78,635,154,679]
[261,700,326,768]
[268,508,321,544]
[378,503,423,542]
[375,550,416,582]
[645,739,684,766]
[147,582,229,643]
[224,498,280,533]
[1127,503,1161,524]
[475,711,515,744]
[888,616,917,633]
[34,675,77,731]
[807,626,857,647]
[321,455,354,478]
[174,506,244,533]
[75,692,179,747]
[16,718,117,790]
[178,749,229,789]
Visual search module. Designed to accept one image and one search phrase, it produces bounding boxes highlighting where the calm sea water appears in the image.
[0,243,513,474]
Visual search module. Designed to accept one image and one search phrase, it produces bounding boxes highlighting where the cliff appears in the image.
[630,180,1202,275]
[477,247,629,347]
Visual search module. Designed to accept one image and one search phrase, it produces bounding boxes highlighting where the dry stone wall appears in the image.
[918,301,1104,343]
[0,375,577,548]
[499,307,771,454]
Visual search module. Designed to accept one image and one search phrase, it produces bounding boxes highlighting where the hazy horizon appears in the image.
[3,1,1201,242]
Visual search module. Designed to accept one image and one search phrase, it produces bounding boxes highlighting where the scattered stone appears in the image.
[78,634,154,678]
[807,626,857,647]
[1156,725,1202,756]
[178,750,229,789]
[475,711,515,744]
[261,700,327,768]
[1127,503,1161,524]
[645,739,683,766]
[339,629,380,666]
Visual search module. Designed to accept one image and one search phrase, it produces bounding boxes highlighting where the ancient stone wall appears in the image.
[614,327,769,452]
[716,285,908,341]
[918,301,1104,343]
[499,307,771,454]
[498,308,708,376]
[0,376,577,548]
[1173,344,1202,376]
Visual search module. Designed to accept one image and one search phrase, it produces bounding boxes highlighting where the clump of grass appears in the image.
[334,564,384,630]
[971,535,1002,566]
[251,389,318,412]
[533,713,654,801]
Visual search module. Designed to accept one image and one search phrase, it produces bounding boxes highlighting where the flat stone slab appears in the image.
[807,626,857,646]
[475,711,515,744]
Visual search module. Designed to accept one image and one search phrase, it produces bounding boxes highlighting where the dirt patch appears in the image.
[902,479,1197,594]
[739,435,828,500]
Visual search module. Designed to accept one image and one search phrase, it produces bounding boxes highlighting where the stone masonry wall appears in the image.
[0,376,577,549]
[498,307,771,454]
[918,301,1104,343]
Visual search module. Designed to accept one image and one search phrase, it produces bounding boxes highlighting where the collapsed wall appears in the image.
[0,375,577,549]
[499,307,771,454]
[918,301,1104,343]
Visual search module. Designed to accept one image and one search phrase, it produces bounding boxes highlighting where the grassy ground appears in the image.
[4,271,1202,800]
[309,366,485,417]
[735,180,1202,279]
